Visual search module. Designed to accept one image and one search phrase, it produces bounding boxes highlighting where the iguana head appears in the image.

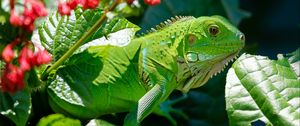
[176,16,245,92]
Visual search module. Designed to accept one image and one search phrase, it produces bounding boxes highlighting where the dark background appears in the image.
[239,0,300,58]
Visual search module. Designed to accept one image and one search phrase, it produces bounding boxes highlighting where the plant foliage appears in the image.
[226,49,300,126]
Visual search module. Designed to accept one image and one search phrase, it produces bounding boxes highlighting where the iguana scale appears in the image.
[47,16,245,126]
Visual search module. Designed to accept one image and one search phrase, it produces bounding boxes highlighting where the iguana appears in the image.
[47,15,245,126]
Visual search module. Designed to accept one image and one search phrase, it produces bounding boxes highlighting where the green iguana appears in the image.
[47,15,245,126]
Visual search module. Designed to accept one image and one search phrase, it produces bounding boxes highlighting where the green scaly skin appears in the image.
[47,16,245,126]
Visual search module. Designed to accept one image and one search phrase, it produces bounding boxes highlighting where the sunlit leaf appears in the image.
[226,52,300,126]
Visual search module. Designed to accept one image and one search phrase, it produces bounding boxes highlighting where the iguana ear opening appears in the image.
[187,34,198,45]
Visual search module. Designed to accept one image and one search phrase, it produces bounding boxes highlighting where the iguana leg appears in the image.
[124,84,165,126]
[154,93,189,126]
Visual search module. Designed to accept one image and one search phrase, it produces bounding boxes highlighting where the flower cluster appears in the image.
[1,39,52,93]
[58,0,100,15]
[126,0,161,6]
[9,0,48,32]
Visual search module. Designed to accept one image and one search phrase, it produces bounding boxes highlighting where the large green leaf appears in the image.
[0,90,31,126]
[38,8,104,61]
[38,8,139,62]
[45,16,140,119]
[225,52,300,126]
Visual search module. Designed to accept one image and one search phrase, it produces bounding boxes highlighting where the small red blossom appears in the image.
[58,0,99,15]
[58,2,72,15]
[9,0,47,32]
[144,0,160,6]
[83,0,99,9]
[9,10,23,26]
[67,0,79,9]
[2,44,15,63]
[18,46,35,71]
[33,49,52,66]
[1,39,52,93]
[30,0,48,17]
[1,38,20,62]
[0,64,25,93]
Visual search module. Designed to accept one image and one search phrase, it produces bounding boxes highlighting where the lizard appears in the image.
[47,15,245,126]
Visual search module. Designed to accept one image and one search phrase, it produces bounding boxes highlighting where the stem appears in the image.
[41,0,121,80]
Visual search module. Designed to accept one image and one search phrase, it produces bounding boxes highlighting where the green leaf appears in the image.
[88,17,140,43]
[37,114,81,126]
[0,90,31,126]
[47,41,142,118]
[225,53,300,126]
[38,8,139,62]
[286,48,300,78]
[38,8,104,61]
[139,0,250,32]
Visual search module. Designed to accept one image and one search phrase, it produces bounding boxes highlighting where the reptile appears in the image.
[47,15,245,126]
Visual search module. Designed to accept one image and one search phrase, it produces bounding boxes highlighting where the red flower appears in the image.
[1,38,20,63]
[58,0,99,16]
[83,0,99,9]
[67,0,79,9]
[144,0,160,6]
[2,44,15,63]
[1,39,52,93]
[0,64,25,93]
[9,10,23,26]
[18,46,35,71]
[9,0,48,32]
[30,0,48,17]
[33,49,52,66]
[58,2,72,16]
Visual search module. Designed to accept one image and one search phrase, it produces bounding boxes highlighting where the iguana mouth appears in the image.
[180,51,239,92]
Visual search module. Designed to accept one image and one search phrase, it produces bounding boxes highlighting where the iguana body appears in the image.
[48,16,245,125]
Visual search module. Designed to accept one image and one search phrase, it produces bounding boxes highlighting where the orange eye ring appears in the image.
[209,25,219,36]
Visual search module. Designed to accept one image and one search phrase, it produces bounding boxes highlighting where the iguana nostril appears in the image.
[239,34,245,41]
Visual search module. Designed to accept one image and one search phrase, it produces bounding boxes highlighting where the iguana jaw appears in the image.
[198,51,239,86]
[180,51,239,92]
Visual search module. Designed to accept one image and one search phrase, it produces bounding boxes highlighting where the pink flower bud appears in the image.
[31,0,48,17]
[144,0,160,6]
[67,0,79,9]
[0,64,25,93]
[34,49,52,66]
[83,0,99,9]
[18,46,35,71]
[9,10,23,26]
[2,44,15,63]
[58,2,72,15]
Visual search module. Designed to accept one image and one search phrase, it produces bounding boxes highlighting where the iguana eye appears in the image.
[209,25,219,36]
[188,34,197,44]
